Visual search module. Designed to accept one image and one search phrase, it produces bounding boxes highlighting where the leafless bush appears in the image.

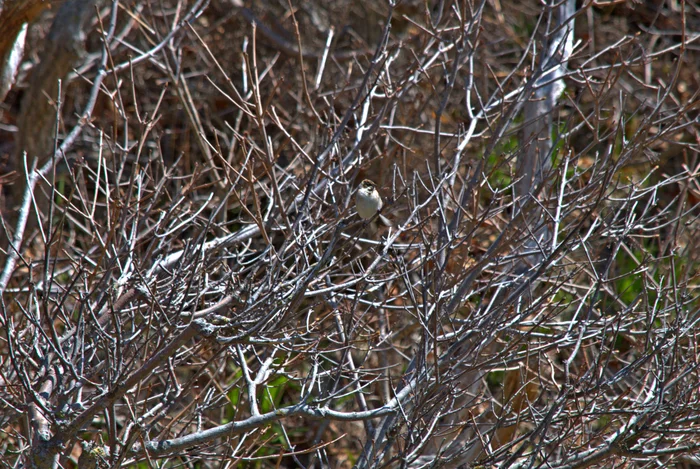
[1,1,699,468]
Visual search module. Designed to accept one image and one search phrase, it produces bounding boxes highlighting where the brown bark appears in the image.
[0,1,55,64]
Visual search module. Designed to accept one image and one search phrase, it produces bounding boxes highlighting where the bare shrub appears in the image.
[1,1,699,468]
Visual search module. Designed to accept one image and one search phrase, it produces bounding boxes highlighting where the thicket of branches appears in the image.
[1,1,699,468]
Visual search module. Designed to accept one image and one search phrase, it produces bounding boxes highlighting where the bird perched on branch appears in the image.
[355,179,393,228]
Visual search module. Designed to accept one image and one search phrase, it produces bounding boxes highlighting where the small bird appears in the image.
[355,179,392,227]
